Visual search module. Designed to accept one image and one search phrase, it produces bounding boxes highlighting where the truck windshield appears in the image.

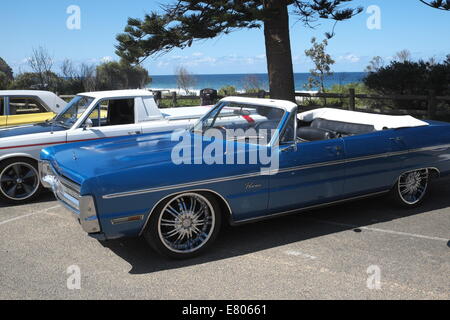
[53,95,94,128]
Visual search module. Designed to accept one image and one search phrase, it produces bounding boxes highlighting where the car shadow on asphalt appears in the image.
[0,190,56,209]
[101,178,450,275]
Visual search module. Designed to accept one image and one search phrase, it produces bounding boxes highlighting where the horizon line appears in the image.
[150,71,366,77]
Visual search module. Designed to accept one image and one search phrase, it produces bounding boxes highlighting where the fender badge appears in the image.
[245,182,262,190]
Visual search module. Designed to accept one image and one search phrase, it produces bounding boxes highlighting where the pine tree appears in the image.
[116,0,363,102]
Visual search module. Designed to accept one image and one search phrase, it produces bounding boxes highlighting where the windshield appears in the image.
[192,101,285,144]
[52,95,94,128]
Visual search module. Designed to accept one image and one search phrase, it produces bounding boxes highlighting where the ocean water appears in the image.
[148,72,365,92]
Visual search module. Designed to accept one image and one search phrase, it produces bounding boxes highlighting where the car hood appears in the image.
[42,130,268,197]
[0,122,66,138]
[42,131,183,184]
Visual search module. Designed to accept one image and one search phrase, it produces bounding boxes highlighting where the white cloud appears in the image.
[100,56,113,63]
[339,54,361,63]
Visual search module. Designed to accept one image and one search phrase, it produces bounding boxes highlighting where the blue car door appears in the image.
[268,138,347,213]
[341,130,408,197]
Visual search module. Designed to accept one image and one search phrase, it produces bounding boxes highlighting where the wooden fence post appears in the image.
[427,90,437,120]
[171,92,177,108]
[349,88,356,111]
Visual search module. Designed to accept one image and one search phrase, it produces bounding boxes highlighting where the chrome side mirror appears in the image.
[83,118,93,130]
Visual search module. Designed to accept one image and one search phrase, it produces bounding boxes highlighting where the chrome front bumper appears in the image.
[39,161,101,234]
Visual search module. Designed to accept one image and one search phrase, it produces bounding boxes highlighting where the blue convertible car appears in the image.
[40,97,450,259]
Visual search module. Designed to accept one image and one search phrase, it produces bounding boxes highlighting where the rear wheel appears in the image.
[0,158,42,204]
[391,169,429,207]
[144,192,222,259]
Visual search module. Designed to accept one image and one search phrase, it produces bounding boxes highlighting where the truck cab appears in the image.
[0,89,211,204]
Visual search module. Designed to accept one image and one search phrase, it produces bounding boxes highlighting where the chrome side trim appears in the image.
[138,189,233,236]
[103,172,262,199]
[232,190,390,225]
[102,143,450,199]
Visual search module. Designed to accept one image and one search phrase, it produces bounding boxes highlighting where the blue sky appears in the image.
[1,0,449,75]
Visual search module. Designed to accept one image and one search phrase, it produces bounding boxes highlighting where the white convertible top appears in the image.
[221,96,298,111]
[298,108,429,131]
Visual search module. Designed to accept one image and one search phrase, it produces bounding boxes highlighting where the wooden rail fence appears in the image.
[58,88,450,120]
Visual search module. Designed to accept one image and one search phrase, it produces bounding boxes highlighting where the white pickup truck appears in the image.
[0,89,211,204]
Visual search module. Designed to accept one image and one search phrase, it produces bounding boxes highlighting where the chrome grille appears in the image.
[54,176,81,212]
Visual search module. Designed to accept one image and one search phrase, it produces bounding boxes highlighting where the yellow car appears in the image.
[0,90,66,127]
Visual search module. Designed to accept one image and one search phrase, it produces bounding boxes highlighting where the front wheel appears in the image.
[391,169,430,207]
[0,158,42,205]
[144,192,222,259]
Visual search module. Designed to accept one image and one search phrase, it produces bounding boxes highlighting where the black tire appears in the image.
[0,158,43,205]
[143,192,222,259]
[390,169,430,208]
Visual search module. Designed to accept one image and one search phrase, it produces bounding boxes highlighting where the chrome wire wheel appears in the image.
[158,193,216,254]
[0,162,40,201]
[398,169,429,205]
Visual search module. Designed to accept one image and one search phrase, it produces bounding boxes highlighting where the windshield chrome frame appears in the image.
[191,101,289,147]
[53,95,97,130]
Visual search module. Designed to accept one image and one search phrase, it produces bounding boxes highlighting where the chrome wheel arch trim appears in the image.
[0,153,39,163]
[392,167,440,189]
[397,169,429,205]
[139,189,233,236]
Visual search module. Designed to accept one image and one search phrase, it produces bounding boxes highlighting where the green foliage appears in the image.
[0,58,13,81]
[327,83,374,108]
[96,60,151,91]
[7,58,151,95]
[364,60,450,96]
[0,72,9,90]
[0,57,14,89]
[364,58,450,110]
[218,85,237,96]
[9,72,60,91]
[304,37,335,92]
[159,97,200,108]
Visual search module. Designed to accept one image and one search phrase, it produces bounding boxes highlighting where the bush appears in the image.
[96,61,151,91]
[327,82,374,108]
[218,85,237,96]
[363,58,450,110]
[9,72,61,91]
[0,58,13,82]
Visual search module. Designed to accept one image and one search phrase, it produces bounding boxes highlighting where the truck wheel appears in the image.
[391,169,429,208]
[144,192,222,259]
[0,158,42,204]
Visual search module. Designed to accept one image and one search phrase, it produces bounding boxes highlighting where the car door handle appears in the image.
[389,137,403,142]
[326,146,342,151]
[326,146,343,155]
[128,131,142,135]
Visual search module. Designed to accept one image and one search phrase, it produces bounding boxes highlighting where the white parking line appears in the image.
[0,205,61,226]
[309,219,449,242]
[284,250,317,260]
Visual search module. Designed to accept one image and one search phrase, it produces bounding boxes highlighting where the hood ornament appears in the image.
[72,152,78,161]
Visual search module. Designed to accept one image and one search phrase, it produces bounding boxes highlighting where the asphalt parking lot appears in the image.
[0,180,449,300]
